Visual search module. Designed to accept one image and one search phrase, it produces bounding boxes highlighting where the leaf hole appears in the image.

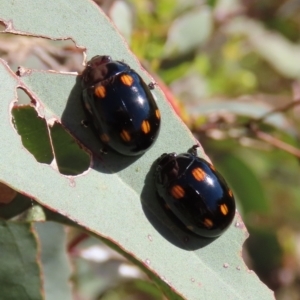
[11,105,90,175]
[12,104,53,164]
[16,88,35,105]
[0,33,84,73]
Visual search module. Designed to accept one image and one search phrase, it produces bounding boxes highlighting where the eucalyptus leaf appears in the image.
[0,1,274,299]
[35,222,73,300]
[225,17,300,79]
[164,6,213,56]
[0,221,42,300]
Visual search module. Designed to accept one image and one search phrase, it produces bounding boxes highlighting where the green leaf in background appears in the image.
[164,6,213,57]
[214,152,270,216]
[35,222,73,300]
[245,227,282,288]
[225,17,300,79]
[0,221,42,300]
[0,1,274,299]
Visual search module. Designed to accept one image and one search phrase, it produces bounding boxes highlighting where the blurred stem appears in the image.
[248,124,300,158]
[252,99,300,124]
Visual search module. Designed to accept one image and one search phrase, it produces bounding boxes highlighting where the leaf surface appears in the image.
[0,1,274,299]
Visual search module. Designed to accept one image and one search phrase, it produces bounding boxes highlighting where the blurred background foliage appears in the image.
[1,0,300,299]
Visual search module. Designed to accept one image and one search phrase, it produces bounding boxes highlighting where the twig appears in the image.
[253,100,300,124]
[250,127,300,158]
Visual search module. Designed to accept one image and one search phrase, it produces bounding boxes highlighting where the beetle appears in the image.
[155,146,236,238]
[81,55,161,156]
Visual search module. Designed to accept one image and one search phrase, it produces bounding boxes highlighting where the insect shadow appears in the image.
[61,76,141,174]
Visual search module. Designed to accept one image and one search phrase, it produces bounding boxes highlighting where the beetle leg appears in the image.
[148,82,157,90]
[190,145,199,156]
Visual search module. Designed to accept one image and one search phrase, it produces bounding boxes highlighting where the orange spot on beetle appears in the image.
[228,189,233,197]
[192,167,206,181]
[120,74,134,86]
[100,133,110,143]
[220,204,229,215]
[94,85,106,98]
[141,120,151,134]
[155,109,160,119]
[120,130,131,142]
[203,218,213,228]
[170,185,185,199]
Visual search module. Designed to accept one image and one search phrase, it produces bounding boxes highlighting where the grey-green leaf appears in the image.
[0,1,274,299]
[35,222,72,300]
[0,221,43,300]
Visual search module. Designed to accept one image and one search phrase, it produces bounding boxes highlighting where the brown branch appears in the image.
[253,100,300,124]
[252,129,300,158]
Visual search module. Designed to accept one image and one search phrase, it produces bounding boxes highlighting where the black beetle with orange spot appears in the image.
[155,146,236,238]
[82,55,161,156]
